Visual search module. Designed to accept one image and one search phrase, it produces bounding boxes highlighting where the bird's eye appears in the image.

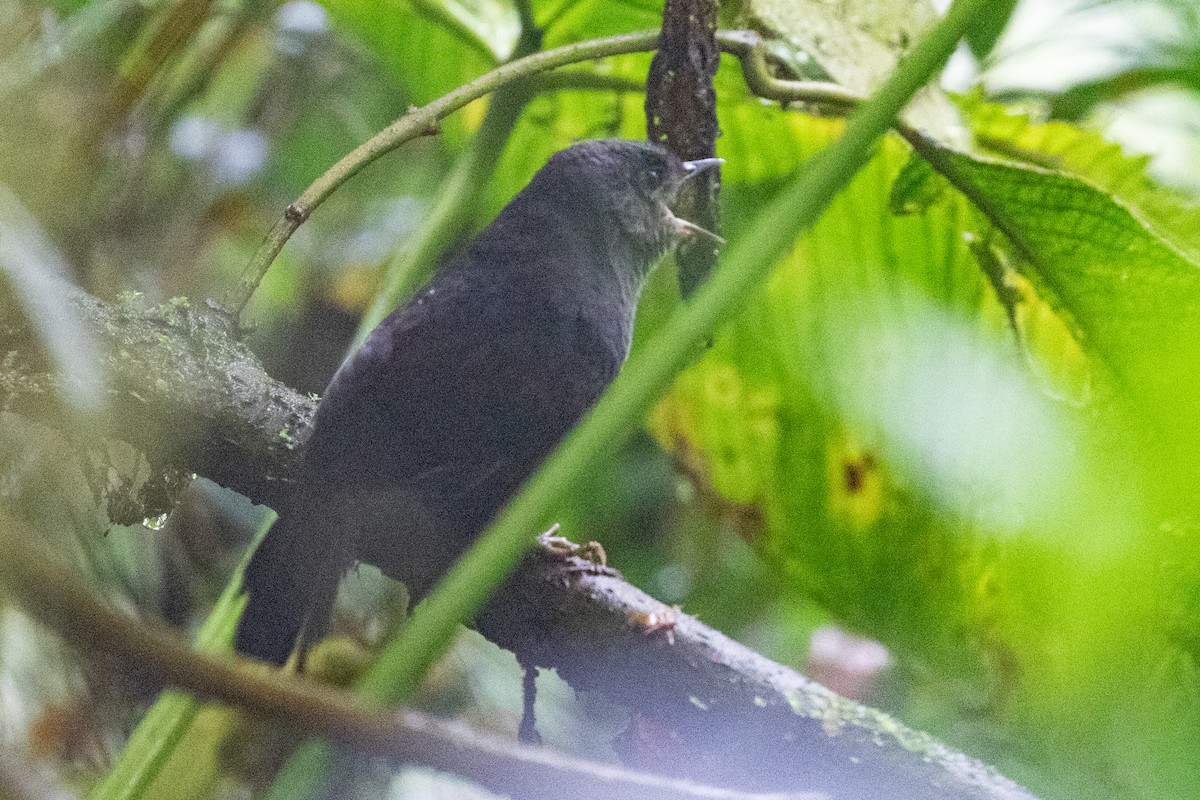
[638,167,661,193]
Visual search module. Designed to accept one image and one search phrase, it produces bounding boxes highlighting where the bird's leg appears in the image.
[517,658,542,745]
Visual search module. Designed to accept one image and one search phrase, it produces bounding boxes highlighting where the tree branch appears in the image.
[0,511,810,800]
[0,287,312,516]
[1,287,1040,800]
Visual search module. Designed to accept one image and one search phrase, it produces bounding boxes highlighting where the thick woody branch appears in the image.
[0,287,1039,800]
[1,287,312,515]
[489,548,1035,799]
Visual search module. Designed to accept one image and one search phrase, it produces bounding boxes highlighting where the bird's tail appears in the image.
[235,510,343,667]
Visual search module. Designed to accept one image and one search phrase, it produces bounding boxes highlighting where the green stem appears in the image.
[223,30,662,319]
[356,0,991,706]
[224,29,860,322]
[109,0,221,123]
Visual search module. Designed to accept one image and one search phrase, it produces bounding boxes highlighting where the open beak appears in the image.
[672,157,725,244]
[680,157,724,180]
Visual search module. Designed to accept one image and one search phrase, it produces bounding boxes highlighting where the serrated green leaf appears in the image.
[926,141,1200,465]
[964,94,1200,261]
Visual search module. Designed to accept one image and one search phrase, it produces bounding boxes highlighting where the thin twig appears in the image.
[226,29,870,321]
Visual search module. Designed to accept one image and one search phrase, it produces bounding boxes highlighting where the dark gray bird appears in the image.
[235,139,721,665]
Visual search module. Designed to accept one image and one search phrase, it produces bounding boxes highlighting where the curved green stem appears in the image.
[223,30,663,318]
[223,27,866,322]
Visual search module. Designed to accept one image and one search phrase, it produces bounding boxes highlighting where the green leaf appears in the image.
[316,0,515,105]
[650,109,1200,799]
[922,133,1200,463]
[963,0,1018,61]
[889,151,948,214]
[963,95,1200,261]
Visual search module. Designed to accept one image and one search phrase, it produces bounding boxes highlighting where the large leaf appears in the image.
[650,108,1200,800]
[964,94,1200,264]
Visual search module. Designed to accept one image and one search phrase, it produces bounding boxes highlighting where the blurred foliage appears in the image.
[3,0,1200,799]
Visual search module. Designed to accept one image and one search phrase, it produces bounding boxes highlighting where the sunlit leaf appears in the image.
[964,95,1200,261]
[928,134,1200,465]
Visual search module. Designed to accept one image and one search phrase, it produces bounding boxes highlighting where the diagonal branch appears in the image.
[1,287,1039,800]
[0,510,811,800]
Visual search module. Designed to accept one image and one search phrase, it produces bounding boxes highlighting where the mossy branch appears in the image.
[0,511,810,800]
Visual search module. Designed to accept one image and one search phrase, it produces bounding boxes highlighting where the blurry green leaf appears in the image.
[925,134,1200,464]
[964,0,1018,62]
[0,185,105,417]
[541,0,660,46]
[91,515,272,800]
[317,0,516,106]
[889,151,948,214]
[649,109,1200,799]
[0,0,136,101]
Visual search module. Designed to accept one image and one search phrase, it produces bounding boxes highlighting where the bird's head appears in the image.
[544,140,723,264]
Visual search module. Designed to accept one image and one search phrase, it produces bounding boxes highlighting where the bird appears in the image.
[234,139,722,666]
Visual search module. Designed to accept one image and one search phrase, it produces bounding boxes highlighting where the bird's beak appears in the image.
[670,156,725,245]
[680,157,724,180]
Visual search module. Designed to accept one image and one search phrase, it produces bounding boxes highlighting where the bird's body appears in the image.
[235,140,719,665]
